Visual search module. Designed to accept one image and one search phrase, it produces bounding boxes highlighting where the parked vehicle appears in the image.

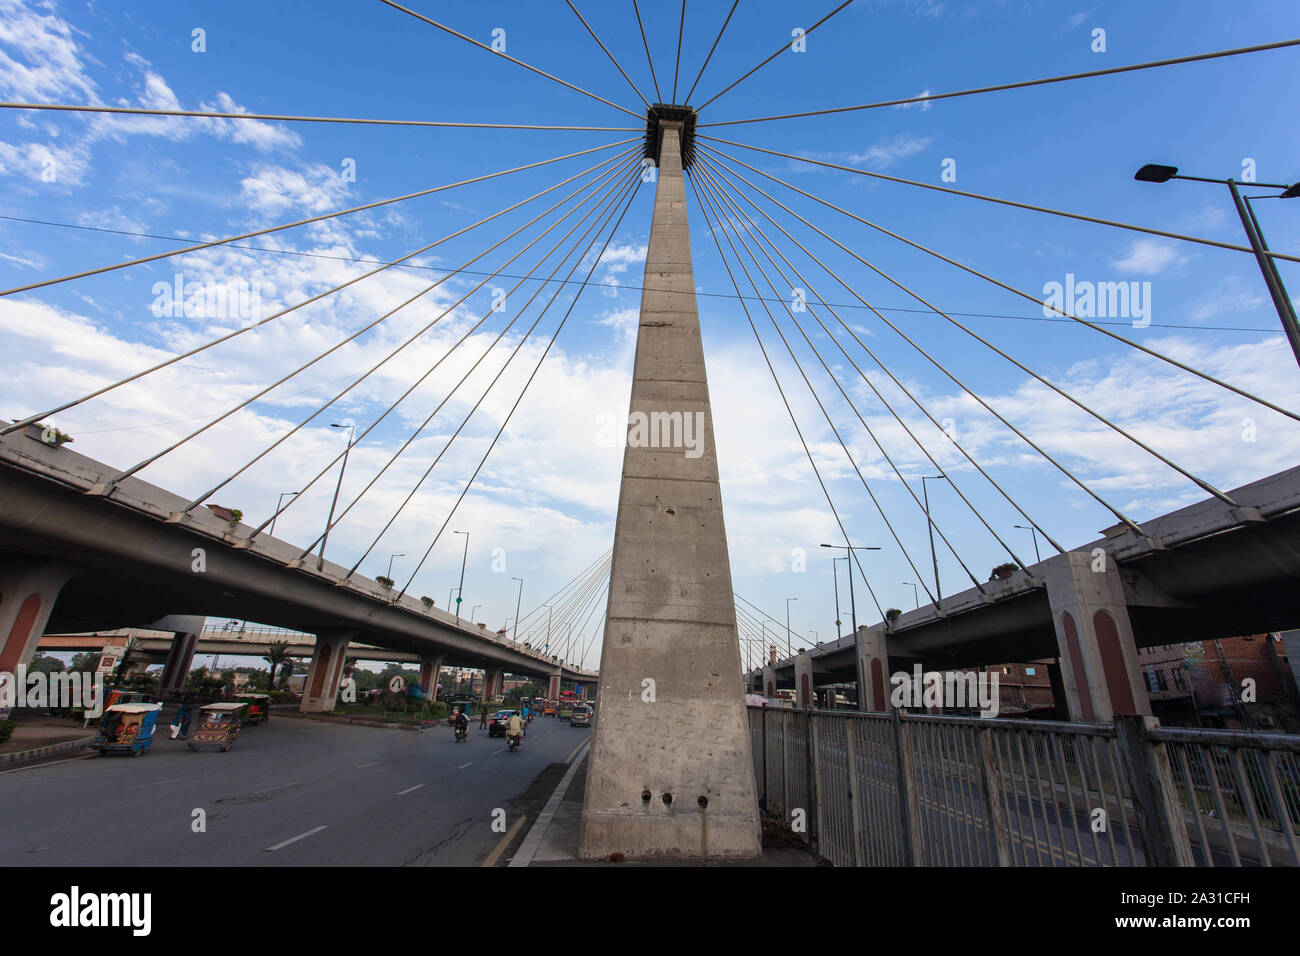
[92,703,163,757]
[187,702,244,752]
[570,704,592,728]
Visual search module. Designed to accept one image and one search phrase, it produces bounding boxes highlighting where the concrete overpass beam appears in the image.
[152,614,206,695]
[855,625,891,713]
[1044,551,1149,722]
[0,560,78,675]
[301,629,360,713]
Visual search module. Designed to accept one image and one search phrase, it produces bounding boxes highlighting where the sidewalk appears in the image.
[0,715,97,767]
[513,743,822,867]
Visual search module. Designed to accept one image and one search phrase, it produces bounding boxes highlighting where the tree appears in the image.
[28,653,66,675]
[262,640,291,692]
[885,608,902,625]
[990,562,1018,581]
[112,638,138,683]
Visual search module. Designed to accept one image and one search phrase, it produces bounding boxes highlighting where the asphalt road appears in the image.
[0,714,589,866]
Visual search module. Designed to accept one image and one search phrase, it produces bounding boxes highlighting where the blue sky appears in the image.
[3,0,1299,670]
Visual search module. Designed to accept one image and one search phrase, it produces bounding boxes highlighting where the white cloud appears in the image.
[1111,239,1187,276]
[848,133,933,169]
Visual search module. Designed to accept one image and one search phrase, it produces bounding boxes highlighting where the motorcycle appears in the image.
[454,722,468,743]
[507,732,522,752]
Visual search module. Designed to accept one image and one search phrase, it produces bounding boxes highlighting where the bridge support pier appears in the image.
[0,560,77,676]
[418,654,444,699]
[579,118,761,861]
[1044,551,1149,722]
[794,653,816,708]
[546,672,561,700]
[301,629,360,713]
[152,615,206,695]
[482,668,502,704]
[855,624,892,713]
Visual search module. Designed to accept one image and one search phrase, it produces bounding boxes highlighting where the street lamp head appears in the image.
[1281,182,1300,199]
[1135,163,1179,183]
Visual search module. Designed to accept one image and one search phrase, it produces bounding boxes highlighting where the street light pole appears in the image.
[511,576,524,645]
[1014,524,1042,563]
[822,544,883,634]
[904,581,919,609]
[1135,163,1300,368]
[386,553,405,581]
[785,597,798,658]
[470,604,482,624]
[831,556,845,640]
[318,421,355,571]
[452,530,470,625]
[921,476,946,602]
[269,490,298,537]
[1229,179,1300,366]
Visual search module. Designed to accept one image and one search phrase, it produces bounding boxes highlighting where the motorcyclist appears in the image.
[505,712,524,747]
[452,708,469,737]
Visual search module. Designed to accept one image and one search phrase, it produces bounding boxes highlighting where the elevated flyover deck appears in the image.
[1,429,596,683]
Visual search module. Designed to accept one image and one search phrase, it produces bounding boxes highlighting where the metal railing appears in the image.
[747,706,1300,867]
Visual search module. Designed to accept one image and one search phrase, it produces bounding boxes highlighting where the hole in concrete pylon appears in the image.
[662,792,673,807]
[698,795,708,808]
[665,507,675,515]
[641,789,651,804]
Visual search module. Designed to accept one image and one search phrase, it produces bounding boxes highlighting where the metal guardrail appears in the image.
[747,706,1300,867]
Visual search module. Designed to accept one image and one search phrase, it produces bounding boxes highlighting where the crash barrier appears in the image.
[746,706,1300,867]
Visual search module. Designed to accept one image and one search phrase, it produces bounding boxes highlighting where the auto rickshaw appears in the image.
[91,702,163,757]
[104,689,153,710]
[235,693,271,724]
[187,702,244,752]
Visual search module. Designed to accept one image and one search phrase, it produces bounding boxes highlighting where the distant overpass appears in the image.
[750,465,1300,722]
[1,428,596,708]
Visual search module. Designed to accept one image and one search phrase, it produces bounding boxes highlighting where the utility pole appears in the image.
[318,421,355,571]
[511,576,524,644]
[921,476,947,602]
[453,530,470,625]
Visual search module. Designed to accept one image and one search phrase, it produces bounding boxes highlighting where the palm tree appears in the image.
[263,640,291,692]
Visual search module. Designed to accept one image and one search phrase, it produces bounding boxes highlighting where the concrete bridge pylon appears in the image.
[579,111,761,860]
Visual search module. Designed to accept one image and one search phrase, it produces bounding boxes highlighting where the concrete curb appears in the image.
[0,734,97,767]
[509,739,590,867]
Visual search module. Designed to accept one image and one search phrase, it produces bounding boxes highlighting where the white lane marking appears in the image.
[124,777,181,791]
[264,825,328,852]
[396,784,424,795]
[253,781,301,794]
[457,762,474,770]
[355,760,382,769]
